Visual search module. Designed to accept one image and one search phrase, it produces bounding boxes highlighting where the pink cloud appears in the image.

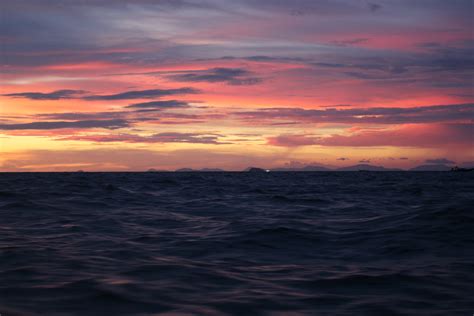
[59,132,229,145]
[267,123,473,148]
[267,134,319,147]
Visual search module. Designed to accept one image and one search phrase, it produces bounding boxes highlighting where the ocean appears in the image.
[0,172,473,315]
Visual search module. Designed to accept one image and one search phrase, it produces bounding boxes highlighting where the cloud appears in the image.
[167,68,262,85]
[237,0,356,16]
[313,62,347,68]
[3,88,200,101]
[3,0,215,11]
[309,41,473,88]
[126,100,190,109]
[235,103,474,125]
[367,2,382,12]
[265,123,473,148]
[32,106,220,126]
[337,157,349,161]
[0,119,129,130]
[37,111,128,121]
[317,123,473,147]
[242,56,305,63]
[84,88,200,100]
[330,38,369,46]
[267,134,319,147]
[359,159,371,163]
[425,158,456,164]
[3,89,87,100]
[60,132,229,144]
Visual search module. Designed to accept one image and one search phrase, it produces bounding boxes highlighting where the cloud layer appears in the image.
[267,123,473,148]
[0,119,128,130]
[1,0,472,170]
[167,68,262,85]
[236,103,474,125]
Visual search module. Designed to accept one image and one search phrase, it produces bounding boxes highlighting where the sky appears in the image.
[0,0,473,171]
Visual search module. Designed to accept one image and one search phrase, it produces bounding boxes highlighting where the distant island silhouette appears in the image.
[450,166,473,172]
[140,163,471,172]
[409,164,453,171]
[336,164,402,172]
[175,168,226,172]
[245,167,269,173]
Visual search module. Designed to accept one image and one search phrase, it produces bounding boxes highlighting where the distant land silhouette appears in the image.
[336,164,402,172]
[175,168,226,172]
[450,166,474,172]
[409,164,452,171]
[245,167,269,173]
[147,168,169,172]
[271,165,331,172]
[148,163,471,172]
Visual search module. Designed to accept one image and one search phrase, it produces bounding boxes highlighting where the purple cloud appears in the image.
[167,68,262,85]
[0,119,129,130]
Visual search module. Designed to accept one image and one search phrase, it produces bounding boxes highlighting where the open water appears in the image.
[0,172,473,315]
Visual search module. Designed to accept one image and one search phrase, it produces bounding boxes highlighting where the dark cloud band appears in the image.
[167,68,262,85]
[0,119,129,130]
[3,88,200,101]
[126,100,190,109]
[235,103,474,125]
[3,90,87,100]
[84,88,200,101]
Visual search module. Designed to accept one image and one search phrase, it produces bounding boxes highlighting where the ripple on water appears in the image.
[0,172,473,315]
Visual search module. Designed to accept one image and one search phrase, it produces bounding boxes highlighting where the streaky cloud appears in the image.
[168,68,262,85]
[3,88,200,101]
[235,103,474,125]
[367,2,382,12]
[126,100,190,109]
[267,123,473,148]
[3,90,87,100]
[84,88,200,100]
[0,119,129,130]
[61,132,230,145]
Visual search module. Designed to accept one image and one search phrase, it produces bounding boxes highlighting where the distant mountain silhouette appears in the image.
[337,164,401,171]
[245,167,268,173]
[271,165,331,172]
[147,168,169,172]
[460,161,474,169]
[175,168,225,172]
[175,168,195,172]
[200,168,225,172]
[450,166,473,172]
[410,164,451,171]
[167,164,459,172]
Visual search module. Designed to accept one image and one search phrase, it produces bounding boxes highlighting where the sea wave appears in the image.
[0,172,473,315]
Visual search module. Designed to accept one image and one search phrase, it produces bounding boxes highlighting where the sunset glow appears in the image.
[1,0,473,171]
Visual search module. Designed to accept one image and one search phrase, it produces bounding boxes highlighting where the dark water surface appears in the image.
[1,172,473,315]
